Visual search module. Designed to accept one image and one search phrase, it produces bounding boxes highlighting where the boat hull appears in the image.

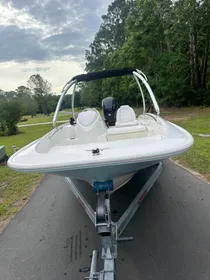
[8,117,194,192]
[50,159,162,191]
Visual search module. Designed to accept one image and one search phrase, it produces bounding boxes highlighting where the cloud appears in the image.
[23,67,51,72]
[41,30,87,59]
[0,0,113,91]
[0,25,49,62]
[0,2,54,36]
[42,30,85,49]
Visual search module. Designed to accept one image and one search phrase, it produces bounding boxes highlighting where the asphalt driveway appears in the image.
[0,161,210,280]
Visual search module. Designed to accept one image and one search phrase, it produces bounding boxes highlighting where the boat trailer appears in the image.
[65,162,163,280]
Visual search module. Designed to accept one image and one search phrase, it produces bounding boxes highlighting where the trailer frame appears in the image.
[65,161,163,280]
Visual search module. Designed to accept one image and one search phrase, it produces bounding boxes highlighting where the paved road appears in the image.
[0,161,210,280]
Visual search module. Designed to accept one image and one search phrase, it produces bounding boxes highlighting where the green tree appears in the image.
[84,0,134,106]
[45,95,59,114]
[84,0,210,107]
[16,86,38,117]
[0,100,21,135]
[86,0,133,72]
[27,74,52,115]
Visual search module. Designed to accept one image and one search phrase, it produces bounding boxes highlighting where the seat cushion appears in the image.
[107,124,147,141]
[116,105,138,127]
[77,109,98,127]
[108,125,146,135]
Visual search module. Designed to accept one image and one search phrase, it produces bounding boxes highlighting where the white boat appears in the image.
[8,68,194,191]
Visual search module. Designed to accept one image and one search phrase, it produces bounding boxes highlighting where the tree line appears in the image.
[83,0,210,107]
[0,74,83,136]
[0,75,54,135]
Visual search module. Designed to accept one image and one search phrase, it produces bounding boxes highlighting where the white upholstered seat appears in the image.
[115,105,138,127]
[107,106,147,141]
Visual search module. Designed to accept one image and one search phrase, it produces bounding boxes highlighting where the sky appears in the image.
[0,0,112,93]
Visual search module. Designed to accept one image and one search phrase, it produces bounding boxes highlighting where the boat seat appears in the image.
[116,105,138,127]
[107,123,147,141]
[76,109,107,143]
[77,109,99,127]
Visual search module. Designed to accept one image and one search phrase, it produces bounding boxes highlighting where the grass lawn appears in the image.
[18,112,71,125]
[0,106,209,231]
[17,108,84,125]
[0,124,52,230]
[161,107,210,182]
